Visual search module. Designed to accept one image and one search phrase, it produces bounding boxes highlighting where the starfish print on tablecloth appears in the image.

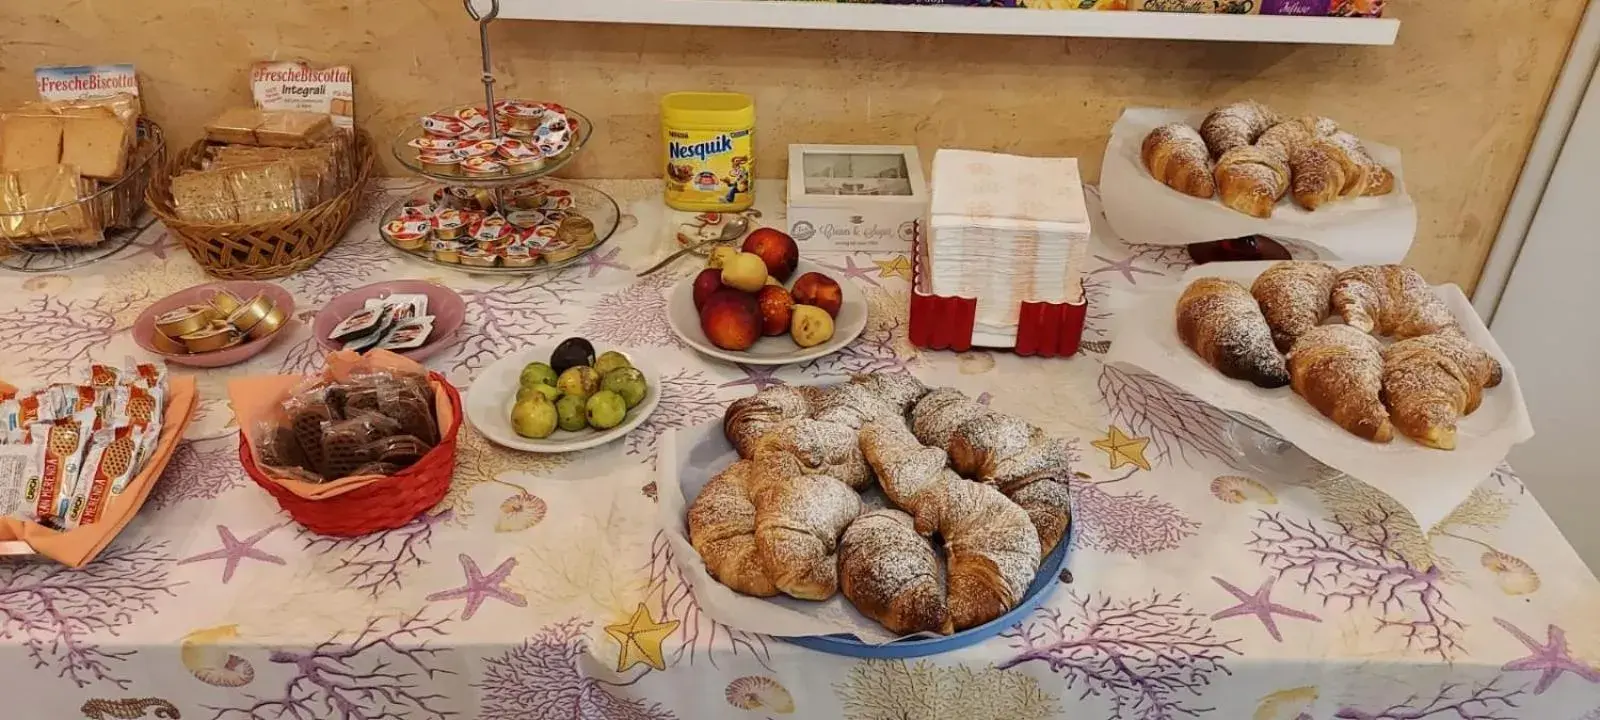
[427,554,527,621]
[1090,254,1163,285]
[874,255,913,282]
[1091,425,1152,471]
[816,255,882,288]
[1495,617,1600,694]
[720,364,785,391]
[604,602,679,672]
[178,523,287,583]
[581,246,628,278]
[1209,576,1320,642]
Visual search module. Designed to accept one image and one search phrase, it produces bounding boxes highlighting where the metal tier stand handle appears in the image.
[464,0,502,140]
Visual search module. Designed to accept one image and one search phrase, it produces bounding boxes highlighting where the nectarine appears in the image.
[756,285,795,337]
[742,228,799,282]
[790,271,843,318]
[699,289,762,351]
[692,268,724,312]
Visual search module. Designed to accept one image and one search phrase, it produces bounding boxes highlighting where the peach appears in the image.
[699,289,762,351]
[790,271,844,318]
[720,252,769,293]
[692,268,724,312]
[790,304,835,348]
[756,285,795,337]
[742,228,799,282]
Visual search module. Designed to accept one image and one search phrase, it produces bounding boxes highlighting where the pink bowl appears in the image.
[133,281,297,368]
[313,280,466,362]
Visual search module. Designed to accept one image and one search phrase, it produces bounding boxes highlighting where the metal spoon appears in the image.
[637,215,752,277]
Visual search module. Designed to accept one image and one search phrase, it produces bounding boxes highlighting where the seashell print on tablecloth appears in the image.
[726,675,795,714]
[180,625,256,687]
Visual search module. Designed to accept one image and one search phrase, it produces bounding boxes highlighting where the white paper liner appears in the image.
[1099,107,1417,264]
[1105,262,1533,530]
[657,423,934,645]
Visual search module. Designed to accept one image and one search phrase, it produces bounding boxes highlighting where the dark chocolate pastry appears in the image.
[369,434,431,469]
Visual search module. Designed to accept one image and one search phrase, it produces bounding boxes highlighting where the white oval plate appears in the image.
[667,259,869,366]
[465,345,660,453]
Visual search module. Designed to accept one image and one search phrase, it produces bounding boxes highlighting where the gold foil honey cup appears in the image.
[207,290,245,316]
[226,294,277,334]
[245,302,288,340]
[154,305,219,338]
[149,329,188,355]
[179,322,241,353]
[557,215,597,248]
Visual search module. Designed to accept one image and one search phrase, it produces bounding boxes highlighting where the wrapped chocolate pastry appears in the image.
[251,366,440,483]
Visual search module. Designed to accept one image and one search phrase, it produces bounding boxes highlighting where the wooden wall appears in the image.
[0,0,1588,289]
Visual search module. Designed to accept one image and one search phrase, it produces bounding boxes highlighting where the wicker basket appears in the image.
[238,371,461,537]
[147,129,374,280]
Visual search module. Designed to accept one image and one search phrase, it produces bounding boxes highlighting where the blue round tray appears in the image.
[783,532,1070,659]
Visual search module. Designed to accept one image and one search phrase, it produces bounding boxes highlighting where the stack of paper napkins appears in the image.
[929,149,1091,341]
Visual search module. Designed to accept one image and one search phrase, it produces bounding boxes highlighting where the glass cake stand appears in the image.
[378,178,620,275]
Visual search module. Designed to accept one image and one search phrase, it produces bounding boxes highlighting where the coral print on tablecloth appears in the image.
[0,179,1592,720]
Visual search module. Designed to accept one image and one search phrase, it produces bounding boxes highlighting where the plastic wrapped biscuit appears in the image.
[5,165,102,247]
[226,161,303,223]
[170,169,239,224]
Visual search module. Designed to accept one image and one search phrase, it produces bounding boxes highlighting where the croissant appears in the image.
[723,385,820,458]
[752,467,863,600]
[913,392,1074,553]
[860,420,1040,631]
[1288,324,1393,442]
[853,372,931,416]
[1176,278,1290,388]
[749,418,874,491]
[838,509,949,635]
[1330,265,1461,339]
[1141,123,1215,198]
[1251,260,1338,352]
[809,382,901,430]
[908,387,990,451]
[1381,333,1501,450]
[687,460,778,597]
[1327,132,1388,198]
[1215,146,1290,218]
[1199,100,1280,158]
[1255,120,1313,167]
[1288,141,1348,211]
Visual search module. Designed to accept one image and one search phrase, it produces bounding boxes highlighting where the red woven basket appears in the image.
[239,372,462,537]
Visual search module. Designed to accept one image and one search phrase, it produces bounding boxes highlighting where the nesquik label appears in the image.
[663,128,753,210]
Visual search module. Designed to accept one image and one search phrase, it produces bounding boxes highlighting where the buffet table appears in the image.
[1,179,1595,720]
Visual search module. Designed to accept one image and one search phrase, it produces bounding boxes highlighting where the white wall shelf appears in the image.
[497,0,1399,46]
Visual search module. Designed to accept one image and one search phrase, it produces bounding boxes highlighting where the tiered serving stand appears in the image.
[377,0,620,274]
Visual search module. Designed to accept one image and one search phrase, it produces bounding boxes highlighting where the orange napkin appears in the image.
[0,376,199,568]
[228,349,456,500]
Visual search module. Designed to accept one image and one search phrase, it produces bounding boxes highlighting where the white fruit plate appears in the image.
[667,259,869,366]
[465,345,661,453]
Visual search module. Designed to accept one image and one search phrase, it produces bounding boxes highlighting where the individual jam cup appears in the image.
[432,209,467,240]
[457,106,491,130]
[383,219,432,251]
[421,114,467,138]
[505,209,546,229]
[430,239,464,264]
[418,151,461,176]
[408,137,460,152]
[461,156,505,178]
[501,244,538,268]
[459,247,499,268]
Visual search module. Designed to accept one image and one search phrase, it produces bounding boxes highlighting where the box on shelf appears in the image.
[1132,0,1259,11]
[786,144,927,253]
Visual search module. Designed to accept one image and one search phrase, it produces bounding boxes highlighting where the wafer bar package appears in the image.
[26,409,94,526]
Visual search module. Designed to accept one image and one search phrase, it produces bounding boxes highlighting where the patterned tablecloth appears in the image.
[0,179,1596,720]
